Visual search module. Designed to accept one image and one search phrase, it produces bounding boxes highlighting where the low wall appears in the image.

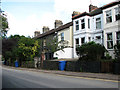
[21,61,35,68]
[54,48,73,59]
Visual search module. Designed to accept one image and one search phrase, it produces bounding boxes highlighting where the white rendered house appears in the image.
[72,8,104,58]
[102,1,120,58]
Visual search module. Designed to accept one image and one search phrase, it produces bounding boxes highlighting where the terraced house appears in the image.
[102,1,120,58]
[34,0,119,60]
[34,20,73,60]
[72,0,120,59]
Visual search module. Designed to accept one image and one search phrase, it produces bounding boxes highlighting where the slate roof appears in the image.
[72,0,119,20]
[34,22,73,39]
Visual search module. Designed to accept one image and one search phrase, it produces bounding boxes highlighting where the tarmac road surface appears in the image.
[2,67,119,89]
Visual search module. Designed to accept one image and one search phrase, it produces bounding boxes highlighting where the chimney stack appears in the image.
[42,26,49,33]
[34,31,40,37]
[72,11,81,17]
[54,20,63,29]
[89,4,98,12]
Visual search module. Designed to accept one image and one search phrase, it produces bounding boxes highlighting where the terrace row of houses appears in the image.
[34,0,120,60]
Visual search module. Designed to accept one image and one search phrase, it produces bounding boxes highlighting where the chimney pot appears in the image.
[42,26,49,33]
[54,20,63,28]
[89,4,98,12]
[72,11,81,17]
[34,31,40,37]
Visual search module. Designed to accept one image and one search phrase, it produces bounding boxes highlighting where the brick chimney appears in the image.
[34,31,40,37]
[54,20,63,29]
[89,4,98,12]
[42,26,49,33]
[72,11,81,17]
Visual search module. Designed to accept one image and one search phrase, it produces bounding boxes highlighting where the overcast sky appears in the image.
[2,0,115,37]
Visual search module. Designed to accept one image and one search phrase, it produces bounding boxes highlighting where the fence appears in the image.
[4,60,120,74]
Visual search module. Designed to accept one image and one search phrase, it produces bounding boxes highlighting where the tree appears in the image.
[45,36,69,59]
[2,35,24,63]
[0,13,9,38]
[17,37,40,62]
[76,41,107,61]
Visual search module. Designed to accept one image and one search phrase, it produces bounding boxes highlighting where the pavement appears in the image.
[2,65,120,81]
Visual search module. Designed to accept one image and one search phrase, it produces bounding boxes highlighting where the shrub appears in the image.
[114,43,120,61]
[76,41,107,61]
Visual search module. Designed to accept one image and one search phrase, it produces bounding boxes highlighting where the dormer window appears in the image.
[106,10,112,23]
[81,19,85,29]
[115,7,120,21]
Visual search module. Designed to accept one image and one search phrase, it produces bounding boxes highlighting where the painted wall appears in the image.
[54,25,73,59]
[54,48,73,59]
[57,26,73,47]
[103,5,120,58]
[73,14,104,58]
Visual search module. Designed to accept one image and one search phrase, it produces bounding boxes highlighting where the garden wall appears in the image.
[21,61,35,68]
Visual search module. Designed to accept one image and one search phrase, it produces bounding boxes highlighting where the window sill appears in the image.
[107,49,114,51]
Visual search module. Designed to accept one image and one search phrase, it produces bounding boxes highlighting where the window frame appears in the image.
[96,17,101,29]
[116,31,120,45]
[115,7,120,21]
[75,38,79,46]
[106,10,112,23]
[88,18,90,29]
[61,32,64,41]
[81,19,85,29]
[75,20,79,31]
[81,37,85,45]
[107,33,113,49]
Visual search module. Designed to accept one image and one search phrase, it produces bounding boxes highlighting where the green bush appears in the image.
[76,42,107,61]
[114,43,120,61]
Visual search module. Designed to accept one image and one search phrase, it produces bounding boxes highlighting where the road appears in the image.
[2,67,119,89]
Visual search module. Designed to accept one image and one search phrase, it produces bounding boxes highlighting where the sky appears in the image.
[1,0,115,37]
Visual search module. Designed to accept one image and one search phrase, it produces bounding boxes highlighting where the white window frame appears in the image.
[115,7,120,21]
[106,10,112,23]
[75,20,79,31]
[116,31,120,45]
[107,33,113,49]
[96,17,101,29]
[88,19,90,29]
[75,38,79,46]
[81,19,85,29]
[81,37,85,45]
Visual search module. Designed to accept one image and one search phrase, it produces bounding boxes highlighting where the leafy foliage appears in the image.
[0,13,9,38]
[114,43,120,61]
[45,36,68,53]
[16,37,41,61]
[2,35,41,66]
[76,41,107,61]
